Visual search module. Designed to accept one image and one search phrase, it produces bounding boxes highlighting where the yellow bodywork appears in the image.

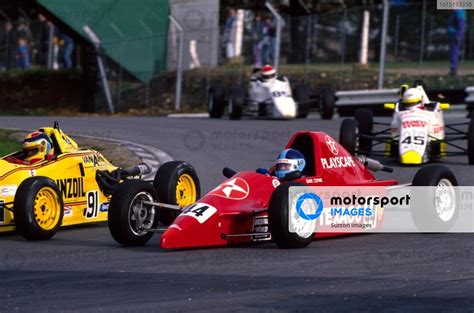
[0,127,117,233]
[400,151,423,164]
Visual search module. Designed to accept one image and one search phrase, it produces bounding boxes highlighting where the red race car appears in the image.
[107,131,458,249]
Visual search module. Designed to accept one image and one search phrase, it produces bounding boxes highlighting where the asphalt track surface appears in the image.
[0,116,472,313]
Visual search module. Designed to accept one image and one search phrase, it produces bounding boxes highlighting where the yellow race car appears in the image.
[0,122,200,240]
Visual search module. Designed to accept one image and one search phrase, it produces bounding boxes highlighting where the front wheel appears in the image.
[354,109,373,153]
[319,86,335,120]
[14,177,64,240]
[153,161,201,226]
[208,84,226,118]
[411,165,459,232]
[468,118,474,164]
[268,182,313,249]
[108,180,159,246]
[228,86,244,120]
[293,84,310,119]
[339,118,358,155]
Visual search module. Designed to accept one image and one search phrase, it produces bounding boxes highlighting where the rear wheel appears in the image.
[320,86,335,120]
[108,180,158,246]
[153,161,201,226]
[208,84,226,118]
[354,109,373,153]
[339,118,358,155]
[14,177,64,240]
[228,86,244,120]
[268,182,313,249]
[468,118,474,164]
[411,165,459,232]
[293,84,310,119]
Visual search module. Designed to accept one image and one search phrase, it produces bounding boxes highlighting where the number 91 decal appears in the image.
[84,190,99,219]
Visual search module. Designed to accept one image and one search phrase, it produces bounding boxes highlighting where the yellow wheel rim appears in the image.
[34,187,61,231]
[176,174,197,206]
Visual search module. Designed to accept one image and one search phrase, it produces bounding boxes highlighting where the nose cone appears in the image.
[160,215,227,250]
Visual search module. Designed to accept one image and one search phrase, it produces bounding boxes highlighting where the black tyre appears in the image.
[468,118,474,164]
[153,161,201,226]
[319,86,335,120]
[293,84,310,118]
[354,109,373,153]
[108,180,159,246]
[208,84,226,118]
[339,118,358,155]
[268,182,313,249]
[411,165,459,232]
[228,86,244,120]
[14,177,64,240]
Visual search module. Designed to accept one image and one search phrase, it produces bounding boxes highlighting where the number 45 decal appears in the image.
[401,135,425,145]
[182,203,217,224]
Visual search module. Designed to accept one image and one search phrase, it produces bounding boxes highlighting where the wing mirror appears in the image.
[223,167,237,179]
[282,170,302,181]
[440,103,450,110]
[384,103,395,110]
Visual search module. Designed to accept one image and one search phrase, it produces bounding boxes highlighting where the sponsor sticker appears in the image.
[252,216,271,241]
[0,185,17,197]
[325,135,339,155]
[321,156,356,169]
[64,206,73,217]
[100,202,109,212]
[210,178,250,200]
[272,179,280,188]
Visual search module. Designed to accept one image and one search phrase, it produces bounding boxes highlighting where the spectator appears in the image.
[38,14,53,67]
[56,30,74,69]
[448,9,466,76]
[16,37,30,69]
[262,16,276,65]
[252,14,264,67]
[224,8,237,58]
[0,22,16,70]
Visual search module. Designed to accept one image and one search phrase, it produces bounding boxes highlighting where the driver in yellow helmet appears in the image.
[21,131,54,164]
[401,88,425,110]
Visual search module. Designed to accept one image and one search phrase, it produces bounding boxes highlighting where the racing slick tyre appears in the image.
[411,165,459,232]
[354,109,373,153]
[339,118,358,155]
[468,118,474,164]
[14,177,64,240]
[153,161,201,226]
[319,86,335,120]
[208,84,226,118]
[293,84,311,118]
[228,86,244,120]
[108,180,159,246]
[268,182,313,248]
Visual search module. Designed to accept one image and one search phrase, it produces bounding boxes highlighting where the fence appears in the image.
[0,2,473,113]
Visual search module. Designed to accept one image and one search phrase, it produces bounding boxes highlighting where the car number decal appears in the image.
[182,203,217,224]
[84,190,99,219]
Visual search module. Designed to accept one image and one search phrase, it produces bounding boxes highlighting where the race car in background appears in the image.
[207,65,335,120]
[339,81,474,165]
[108,131,458,250]
[0,122,200,240]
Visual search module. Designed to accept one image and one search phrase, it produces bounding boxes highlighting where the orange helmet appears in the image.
[22,131,53,163]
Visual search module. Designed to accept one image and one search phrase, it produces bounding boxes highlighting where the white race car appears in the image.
[207,65,335,120]
[339,82,474,165]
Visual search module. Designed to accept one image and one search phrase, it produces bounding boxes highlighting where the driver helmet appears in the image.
[402,88,423,109]
[275,149,306,179]
[23,131,53,163]
[261,64,276,82]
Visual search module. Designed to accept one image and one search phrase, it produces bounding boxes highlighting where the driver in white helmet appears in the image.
[401,88,425,110]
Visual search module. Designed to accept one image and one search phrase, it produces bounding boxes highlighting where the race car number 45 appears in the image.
[182,203,217,224]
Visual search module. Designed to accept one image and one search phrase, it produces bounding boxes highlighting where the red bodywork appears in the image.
[160,131,398,249]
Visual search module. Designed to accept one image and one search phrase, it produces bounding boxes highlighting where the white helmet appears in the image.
[402,88,423,108]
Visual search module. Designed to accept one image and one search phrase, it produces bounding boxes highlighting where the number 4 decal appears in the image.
[182,203,217,224]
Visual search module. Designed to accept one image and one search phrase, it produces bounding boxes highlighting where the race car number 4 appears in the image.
[182,203,217,224]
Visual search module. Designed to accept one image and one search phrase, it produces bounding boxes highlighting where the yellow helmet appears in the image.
[402,88,423,107]
[23,131,53,163]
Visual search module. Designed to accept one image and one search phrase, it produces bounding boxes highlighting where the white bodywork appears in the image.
[390,86,445,163]
[248,76,297,118]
